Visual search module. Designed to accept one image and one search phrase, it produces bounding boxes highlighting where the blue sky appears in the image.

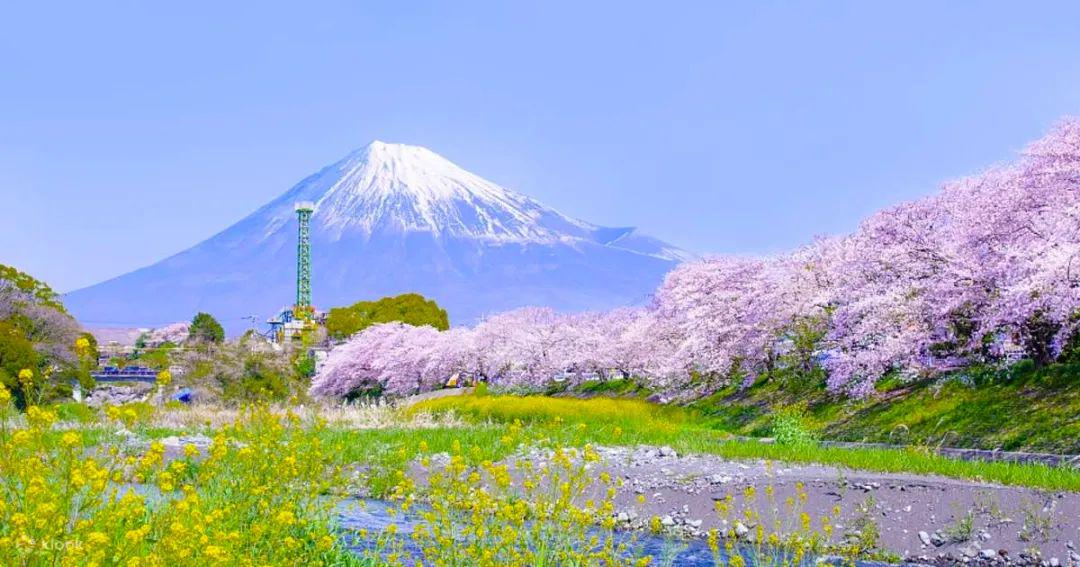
[2,1,1079,292]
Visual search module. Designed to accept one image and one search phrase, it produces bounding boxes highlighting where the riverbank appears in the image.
[409,393,1080,492]
[687,361,1080,455]
[8,393,1080,566]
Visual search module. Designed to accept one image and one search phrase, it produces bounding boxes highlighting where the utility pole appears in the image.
[244,315,260,352]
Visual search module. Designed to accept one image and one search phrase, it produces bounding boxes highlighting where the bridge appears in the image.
[91,366,159,383]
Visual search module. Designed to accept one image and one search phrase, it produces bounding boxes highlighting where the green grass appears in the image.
[51,401,99,424]
[137,426,186,439]
[824,364,1080,452]
[400,391,1080,493]
[409,393,710,432]
[689,361,1080,454]
[697,441,1080,492]
[562,377,654,398]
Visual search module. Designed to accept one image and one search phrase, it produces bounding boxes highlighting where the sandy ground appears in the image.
[560,446,1080,566]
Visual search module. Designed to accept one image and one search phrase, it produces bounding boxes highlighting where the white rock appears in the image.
[959,543,980,558]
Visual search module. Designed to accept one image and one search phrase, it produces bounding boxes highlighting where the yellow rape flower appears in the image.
[274,510,296,526]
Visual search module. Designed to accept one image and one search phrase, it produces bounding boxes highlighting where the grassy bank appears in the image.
[407,392,1080,492]
[691,361,1080,454]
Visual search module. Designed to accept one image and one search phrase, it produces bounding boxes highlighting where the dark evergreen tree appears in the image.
[189,312,225,344]
[325,293,449,340]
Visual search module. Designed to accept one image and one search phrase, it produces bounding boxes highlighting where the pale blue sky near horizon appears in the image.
[2,1,1080,292]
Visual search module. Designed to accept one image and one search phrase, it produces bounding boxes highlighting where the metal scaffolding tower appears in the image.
[294,201,315,309]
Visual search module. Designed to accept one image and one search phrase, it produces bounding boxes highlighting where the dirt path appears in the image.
[561,446,1080,566]
[397,387,473,407]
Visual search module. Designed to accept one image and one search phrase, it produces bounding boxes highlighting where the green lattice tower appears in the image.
[294,201,315,309]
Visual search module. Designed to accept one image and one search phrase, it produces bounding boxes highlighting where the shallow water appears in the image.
[337,498,734,566]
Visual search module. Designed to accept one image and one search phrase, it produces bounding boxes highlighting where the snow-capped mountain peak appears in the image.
[272,141,593,243]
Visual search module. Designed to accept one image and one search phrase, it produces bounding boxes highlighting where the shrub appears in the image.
[53,401,99,424]
[220,358,294,403]
[0,321,40,408]
[294,354,317,379]
[772,407,818,447]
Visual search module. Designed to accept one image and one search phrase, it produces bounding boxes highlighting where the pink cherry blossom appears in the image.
[312,119,1080,400]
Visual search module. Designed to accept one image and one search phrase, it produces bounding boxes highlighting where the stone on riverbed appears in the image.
[159,434,213,450]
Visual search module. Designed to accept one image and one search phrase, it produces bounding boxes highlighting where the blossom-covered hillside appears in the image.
[313,120,1080,399]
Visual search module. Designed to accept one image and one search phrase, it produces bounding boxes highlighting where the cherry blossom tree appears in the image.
[653,255,813,392]
[310,322,444,397]
[313,119,1080,401]
[146,322,190,346]
[820,119,1080,394]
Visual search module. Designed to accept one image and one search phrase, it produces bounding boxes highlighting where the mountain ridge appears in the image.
[65,142,692,332]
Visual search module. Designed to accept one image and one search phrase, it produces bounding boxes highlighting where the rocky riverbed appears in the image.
[555,445,1080,566]
[125,427,1080,566]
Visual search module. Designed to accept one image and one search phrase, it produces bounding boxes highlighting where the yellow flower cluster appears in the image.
[103,402,156,428]
[364,425,639,567]
[0,386,885,567]
[25,405,57,429]
[17,368,36,402]
[0,398,356,566]
[703,479,858,567]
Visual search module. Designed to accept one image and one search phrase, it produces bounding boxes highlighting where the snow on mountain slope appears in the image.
[65,142,693,332]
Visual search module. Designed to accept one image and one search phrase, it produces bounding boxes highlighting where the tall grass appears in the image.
[409,394,702,432]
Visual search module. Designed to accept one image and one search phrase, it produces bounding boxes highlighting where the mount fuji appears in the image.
[65,142,693,333]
